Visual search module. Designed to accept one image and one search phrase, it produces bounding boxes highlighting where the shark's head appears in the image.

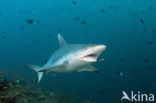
[57,34,106,64]
[81,45,106,63]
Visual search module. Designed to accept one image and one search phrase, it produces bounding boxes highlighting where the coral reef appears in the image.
[0,77,75,103]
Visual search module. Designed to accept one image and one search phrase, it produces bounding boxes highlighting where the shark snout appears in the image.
[82,44,106,62]
[94,45,106,55]
[96,45,106,51]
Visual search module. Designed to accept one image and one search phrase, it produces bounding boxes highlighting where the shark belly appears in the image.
[44,52,90,73]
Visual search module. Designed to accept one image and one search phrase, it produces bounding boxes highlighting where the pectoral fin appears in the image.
[78,65,100,73]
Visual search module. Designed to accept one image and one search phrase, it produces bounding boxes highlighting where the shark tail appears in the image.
[25,64,44,84]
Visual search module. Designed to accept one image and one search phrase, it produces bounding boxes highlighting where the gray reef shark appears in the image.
[26,34,106,84]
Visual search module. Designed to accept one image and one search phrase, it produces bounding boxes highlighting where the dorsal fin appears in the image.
[58,34,67,47]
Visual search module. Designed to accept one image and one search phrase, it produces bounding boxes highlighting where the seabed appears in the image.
[0,77,77,103]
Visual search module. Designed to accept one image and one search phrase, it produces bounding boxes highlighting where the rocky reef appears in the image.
[0,77,75,103]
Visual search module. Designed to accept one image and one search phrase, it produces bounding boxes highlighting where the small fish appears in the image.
[75,17,80,21]
[144,59,150,63]
[80,21,86,24]
[77,92,81,95]
[37,20,40,24]
[148,6,153,10]
[72,0,77,5]
[119,71,123,77]
[1,35,6,39]
[140,18,144,24]
[48,34,52,38]
[131,69,136,73]
[151,29,155,33]
[16,80,20,83]
[31,9,36,14]
[3,48,7,51]
[109,5,117,9]
[147,41,153,45]
[98,58,104,62]
[100,9,104,12]
[26,19,34,24]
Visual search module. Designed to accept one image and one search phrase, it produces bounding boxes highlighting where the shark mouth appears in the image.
[83,54,98,62]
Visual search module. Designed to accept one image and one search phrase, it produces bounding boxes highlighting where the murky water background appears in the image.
[0,0,156,102]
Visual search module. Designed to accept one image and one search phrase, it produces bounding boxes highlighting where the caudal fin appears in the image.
[25,64,44,84]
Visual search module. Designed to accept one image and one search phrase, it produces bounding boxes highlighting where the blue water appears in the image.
[0,0,156,103]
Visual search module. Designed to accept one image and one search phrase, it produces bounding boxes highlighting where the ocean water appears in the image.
[0,0,156,103]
